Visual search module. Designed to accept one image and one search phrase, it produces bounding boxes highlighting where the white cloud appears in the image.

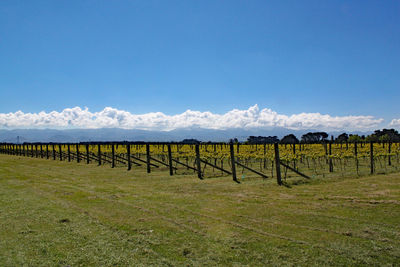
[0,105,384,131]
[389,119,400,127]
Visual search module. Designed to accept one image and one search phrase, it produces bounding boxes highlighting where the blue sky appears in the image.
[0,0,399,130]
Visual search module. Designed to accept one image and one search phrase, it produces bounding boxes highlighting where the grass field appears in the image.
[0,154,399,266]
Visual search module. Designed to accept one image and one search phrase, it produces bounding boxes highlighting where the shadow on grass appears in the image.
[282,178,312,188]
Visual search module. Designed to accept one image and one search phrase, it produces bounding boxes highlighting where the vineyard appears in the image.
[2,141,400,184]
[1,143,400,265]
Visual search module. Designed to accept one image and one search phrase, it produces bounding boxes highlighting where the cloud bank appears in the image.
[389,119,400,127]
[0,105,384,131]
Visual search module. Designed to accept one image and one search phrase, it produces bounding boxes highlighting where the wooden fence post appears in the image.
[195,144,203,179]
[263,144,266,169]
[67,144,71,162]
[299,143,303,163]
[85,144,89,164]
[52,144,56,160]
[168,144,173,176]
[388,142,392,166]
[76,144,80,163]
[111,143,115,168]
[59,144,62,161]
[127,144,131,170]
[292,143,296,169]
[146,144,151,173]
[98,144,102,166]
[229,143,238,182]
[46,144,49,159]
[370,141,374,174]
[329,141,333,173]
[274,143,282,185]
[354,142,358,174]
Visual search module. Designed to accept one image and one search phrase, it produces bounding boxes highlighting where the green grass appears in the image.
[0,154,399,266]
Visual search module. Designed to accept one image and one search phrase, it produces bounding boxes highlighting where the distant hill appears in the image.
[0,128,373,143]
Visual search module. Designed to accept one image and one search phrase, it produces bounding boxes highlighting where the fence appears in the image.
[1,141,399,185]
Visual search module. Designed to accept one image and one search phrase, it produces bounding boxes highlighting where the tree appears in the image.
[280,134,299,144]
[336,133,348,143]
[301,132,329,143]
[379,134,390,143]
[366,134,378,142]
[247,136,279,144]
[348,134,362,143]
[372,129,400,142]
[229,138,239,144]
[180,139,200,144]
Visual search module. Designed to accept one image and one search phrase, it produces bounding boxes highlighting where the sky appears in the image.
[0,0,399,131]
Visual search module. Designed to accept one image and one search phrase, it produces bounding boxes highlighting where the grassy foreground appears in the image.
[0,155,399,266]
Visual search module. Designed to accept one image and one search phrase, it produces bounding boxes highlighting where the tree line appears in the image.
[245,128,400,144]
